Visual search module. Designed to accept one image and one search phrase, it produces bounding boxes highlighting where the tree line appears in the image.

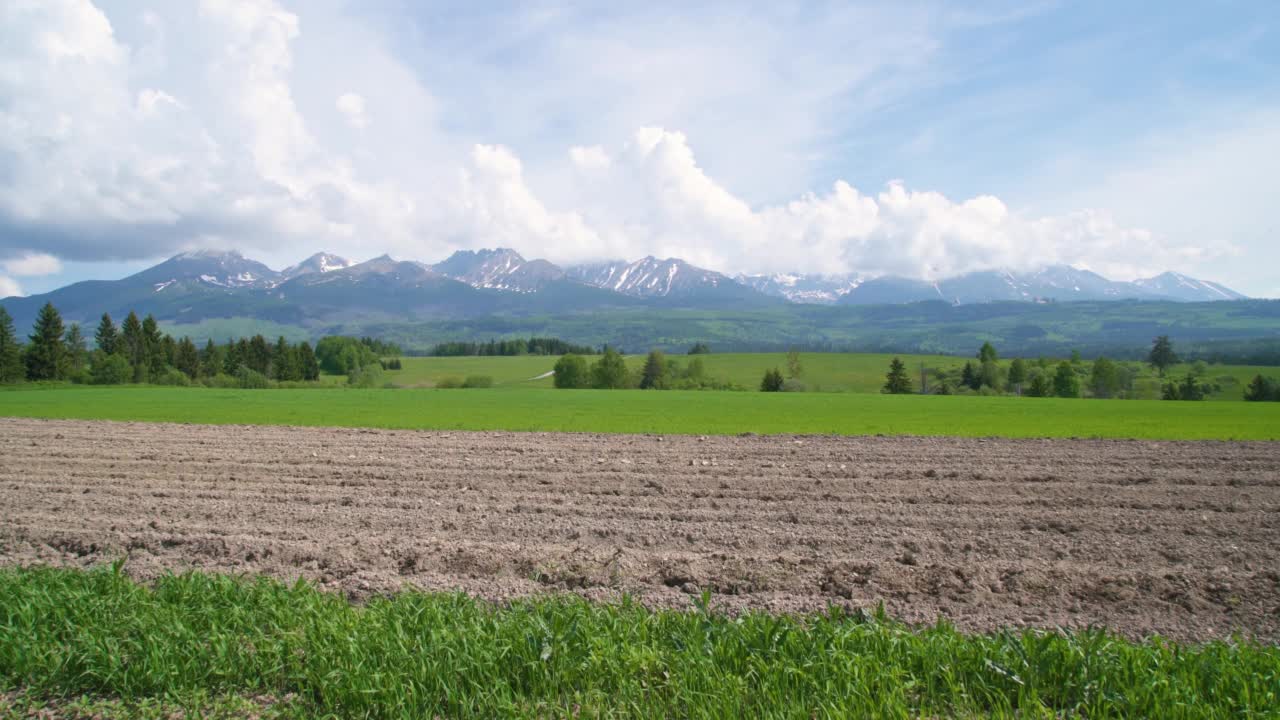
[431,337,596,357]
[0,302,323,387]
[552,348,738,391]
[873,336,1225,400]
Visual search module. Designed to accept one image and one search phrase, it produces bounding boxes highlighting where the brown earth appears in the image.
[2,417,1278,641]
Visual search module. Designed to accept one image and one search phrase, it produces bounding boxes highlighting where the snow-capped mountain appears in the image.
[136,250,280,292]
[735,273,865,304]
[1133,272,1248,302]
[281,252,354,280]
[431,248,565,292]
[566,256,734,298]
[839,266,1247,305]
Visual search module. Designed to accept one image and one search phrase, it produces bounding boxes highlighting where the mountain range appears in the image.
[0,247,1249,338]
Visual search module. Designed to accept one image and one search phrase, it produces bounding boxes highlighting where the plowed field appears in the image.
[2,418,1277,641]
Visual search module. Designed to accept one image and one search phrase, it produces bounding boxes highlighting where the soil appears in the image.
[2,418,1277,641]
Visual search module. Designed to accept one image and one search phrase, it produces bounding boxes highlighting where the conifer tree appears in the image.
[1148,335,1178,377]
[1052,361,1080,398]
[94,313,118,355]
[297,341,320,381]
[760,368,784,392]
[273,335,298,381]
[65,323,87,373]
[639,349,667,389]
[883,357,913,394]
[175,337,201,379]
[0,307,23,383]
[201,339,222,378]
[25,302,68,380]
[141,315,165,376]
[120,311,145,382]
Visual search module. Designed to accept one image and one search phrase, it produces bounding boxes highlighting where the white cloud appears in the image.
[336,92,368,129]
[0,276,22,298]
[0,0,1240,286]
[3,253,63,277]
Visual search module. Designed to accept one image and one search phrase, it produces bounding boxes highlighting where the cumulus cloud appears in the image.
[0,277,22,299]
[3,253,64,277]
[0,0,1230,284]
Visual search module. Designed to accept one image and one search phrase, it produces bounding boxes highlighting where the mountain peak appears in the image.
[281,252,354,280]
[431,247,560,293]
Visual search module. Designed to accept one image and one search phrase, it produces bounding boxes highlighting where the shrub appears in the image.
[152,367,192,387]
[202,373,240,389]
[781,379,806,393]
[347,365,385,389]
[434,376,464,389]
[89,353,132,385]
[760,368,784,392]
[235,365,271,389]
[462,375,494,388]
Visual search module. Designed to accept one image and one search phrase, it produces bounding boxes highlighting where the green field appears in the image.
[2,566,1275,719]
[2,385,1278,439]
[381,352,1276,400]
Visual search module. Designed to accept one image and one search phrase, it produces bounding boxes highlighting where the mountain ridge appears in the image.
[0,247,1249,335]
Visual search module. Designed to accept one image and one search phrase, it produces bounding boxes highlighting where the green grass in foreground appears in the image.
[1,566,1276,719]
[2,385,1279,439]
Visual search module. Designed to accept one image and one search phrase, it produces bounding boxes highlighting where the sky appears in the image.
[1,0,1277,298]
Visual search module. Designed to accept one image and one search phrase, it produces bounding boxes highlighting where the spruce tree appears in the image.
[883,357,913,394]
[65,323,87,373]
[273,336,298,381]
[639,349,667,389]
[141,315,165,376]
[201,339,222,378]
[120,311,145,375]
[760,368,784,392]
[977,341,998,364]
[1052,361,1080,398]
[175,337,201,379]
[25,302,68,380]
[1148,335,1178,377]
[960,361,980,391]
[0,307,23,383]
[297,341,320,381]
[94,313,119,355]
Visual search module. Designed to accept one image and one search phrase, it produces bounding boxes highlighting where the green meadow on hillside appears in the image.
[380,352,1274,400]
[2,386,1277,440]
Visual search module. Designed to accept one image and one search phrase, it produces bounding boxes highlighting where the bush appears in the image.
[434,376,464,389]
[235,365,271,389]
[202,373,240,388]
[553,354,590,389]
[462,375,494,388]
[347,364,385,388]
[760,368,784,392]
[781,379,806,393]
[89,353,132,385]
[152,367,192,387]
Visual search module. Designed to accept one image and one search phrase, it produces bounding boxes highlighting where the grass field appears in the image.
[2,385,1278,439]
[2,566,1276,719]
[383,352,1276,399]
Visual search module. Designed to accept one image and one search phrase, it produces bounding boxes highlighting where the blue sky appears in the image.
[1,0,1277,297]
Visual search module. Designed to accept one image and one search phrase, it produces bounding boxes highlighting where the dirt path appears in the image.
[2,418,1277,641]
